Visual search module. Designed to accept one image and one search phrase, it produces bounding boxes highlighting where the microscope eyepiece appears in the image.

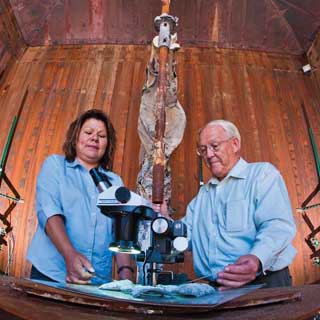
[89,167,111,192]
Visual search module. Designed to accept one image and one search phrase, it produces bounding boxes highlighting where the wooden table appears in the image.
[0,276,319,320]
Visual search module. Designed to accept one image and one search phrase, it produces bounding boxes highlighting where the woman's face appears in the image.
[76,118,108,169]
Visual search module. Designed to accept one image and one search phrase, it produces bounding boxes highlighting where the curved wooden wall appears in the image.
[0,0,26,76]
[10,0,320,55]
[0,44,319,285]
[308,31,320,102]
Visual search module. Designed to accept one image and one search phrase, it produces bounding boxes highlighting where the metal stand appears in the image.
[297,103,320,265]
[0,89,27,247]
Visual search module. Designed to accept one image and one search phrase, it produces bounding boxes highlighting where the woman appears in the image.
[27,109,134,284]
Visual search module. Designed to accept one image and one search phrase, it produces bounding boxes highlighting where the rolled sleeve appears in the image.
[36,156,64,229]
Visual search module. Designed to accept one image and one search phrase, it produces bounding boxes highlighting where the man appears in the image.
[165,119,296,289]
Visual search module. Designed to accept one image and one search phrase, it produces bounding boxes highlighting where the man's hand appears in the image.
[65,249,94,284]
[216,254,261,290]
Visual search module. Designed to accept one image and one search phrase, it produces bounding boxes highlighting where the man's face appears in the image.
[198,125,240,180]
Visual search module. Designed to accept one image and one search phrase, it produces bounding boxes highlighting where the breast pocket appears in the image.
[225,199,248,232]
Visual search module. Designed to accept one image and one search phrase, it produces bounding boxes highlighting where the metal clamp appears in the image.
[154,14,178,33]
[154,14,178,48]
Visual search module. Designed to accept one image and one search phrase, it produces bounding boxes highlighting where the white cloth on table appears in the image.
[99,280,215,298]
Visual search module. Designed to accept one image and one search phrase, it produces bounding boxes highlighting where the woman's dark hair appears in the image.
[63,109,116,169]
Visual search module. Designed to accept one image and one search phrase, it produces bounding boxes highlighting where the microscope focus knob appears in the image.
[115,187,131,203]
[173,237,188,252]
[151,217,169,235]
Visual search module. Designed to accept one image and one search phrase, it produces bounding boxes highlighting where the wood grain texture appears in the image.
[1,276,302,315]
[0,44,319,286]
[8,0,320,55]
[0,0,26,80]
[1,276,320,320]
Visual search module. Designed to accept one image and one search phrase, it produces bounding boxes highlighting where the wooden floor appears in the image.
[0,43,319,285]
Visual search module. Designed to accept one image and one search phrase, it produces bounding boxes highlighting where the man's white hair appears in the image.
[198,119,241,144]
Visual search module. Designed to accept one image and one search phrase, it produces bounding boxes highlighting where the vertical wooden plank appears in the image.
[108,49,135,176]
[93,45,121,114]
[120,59,145,190]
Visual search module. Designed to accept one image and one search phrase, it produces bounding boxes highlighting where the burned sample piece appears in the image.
[99,280,216,298]
[135,34,187,285]
[136,34,186,206]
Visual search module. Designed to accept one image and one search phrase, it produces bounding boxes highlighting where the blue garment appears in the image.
[27,154,123,283]
[182,158,296,281]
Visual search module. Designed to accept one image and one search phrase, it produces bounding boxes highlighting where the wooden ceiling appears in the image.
[8,0,320,55]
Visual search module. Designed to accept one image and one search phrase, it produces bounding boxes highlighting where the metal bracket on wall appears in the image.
[0,89,28,247]
[297,103,320,266]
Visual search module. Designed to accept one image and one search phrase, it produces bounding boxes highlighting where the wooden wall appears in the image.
[10,0,320,55]
[0,43,320,285]
[308,31,320,96]
[0,0,25,77]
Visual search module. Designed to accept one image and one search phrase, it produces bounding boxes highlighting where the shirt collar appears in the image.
[66,158,82,168]
[66,158,107,174]
[66,158,100,170]
[205,157,248,190]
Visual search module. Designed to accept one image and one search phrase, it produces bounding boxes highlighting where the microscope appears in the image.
[90,168,188,286]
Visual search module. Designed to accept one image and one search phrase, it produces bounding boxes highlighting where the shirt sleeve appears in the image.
[36,156,64,230]
[249,164,296,272]
[182,197,197,250]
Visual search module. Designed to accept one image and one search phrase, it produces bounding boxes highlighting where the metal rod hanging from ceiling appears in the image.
[152,0,171,204]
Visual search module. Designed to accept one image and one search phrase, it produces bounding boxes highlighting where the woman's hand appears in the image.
[65,249,94,284]
[118,267,134,281]
[45,215,95,284]
[116,253,135,282]
[152,201,170,218]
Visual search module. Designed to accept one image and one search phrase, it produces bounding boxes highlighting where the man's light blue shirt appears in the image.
[182,158,296,281]
[27,155,123,283]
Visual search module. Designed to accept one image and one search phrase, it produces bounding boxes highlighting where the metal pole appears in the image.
[152,0,172,204]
